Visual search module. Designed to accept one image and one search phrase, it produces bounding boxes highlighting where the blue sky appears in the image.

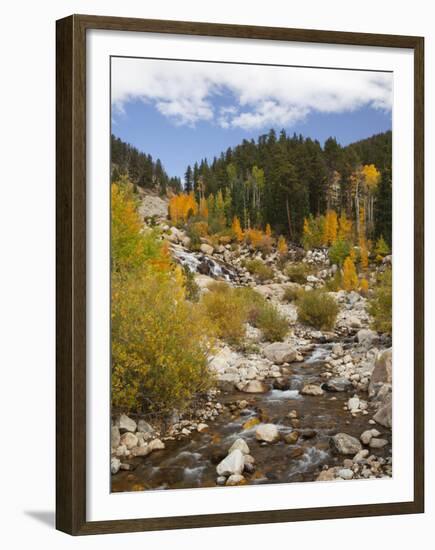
[111,58,392,180]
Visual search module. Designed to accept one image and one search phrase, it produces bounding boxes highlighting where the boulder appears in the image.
[130,445,150,457]
[148,438,165,452]
[197,423,209,433]
[216,449,245,476]
[301,384,324,396]
[255,423,280,443]
[284,431,300,444]
[373,394,392,428]
[200,243,214,255]
[228,438,250,455]
[332,343,344,357]
[225,474,246,486]
[322,377,352,392]
[331,433,362,455]
[357,329,378,348]
[337,468,354,480]
[239,380,269,394]
[316,468,337,481]
[347,396,360,412]
[120,432,138,450]
[137,419,153,434]
[353,449,370,463]
[360,429,380,445]
[369,348,392,398]
[118,414,137,433]
[369,438,388,449]
[111,457,121,475]
[111,425,121,449]
[263,343,298,365]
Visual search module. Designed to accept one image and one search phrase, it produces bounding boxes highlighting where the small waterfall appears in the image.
[170,244,237,282]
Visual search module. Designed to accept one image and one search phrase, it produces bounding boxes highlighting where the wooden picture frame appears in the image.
[56,14,424,535]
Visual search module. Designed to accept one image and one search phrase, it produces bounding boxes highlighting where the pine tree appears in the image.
[184,165,193,193]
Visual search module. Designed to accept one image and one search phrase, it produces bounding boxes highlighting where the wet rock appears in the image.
[288,447,304,459]
[323,377,352,392]
[284,431,300,444]
[137,419,153,434]
[273,377,290,391]
[255,423,280,443]
[238,380,270,393]
[111,425,120,449]
[120,432,138,450]
[200,243,214,255]
[373,394,392,428]
[357,329,378,348]
[347,396,360,412]
[369,348,392,398]
[118,414,137,433]
[332,343,344,357]
[226,474,246,486]
[148,438,165,452]
[130,445,150,457]
[369,438,388,449]
[111,457,121,475]
[216,449,245,476]
[331,433,362,455]
[301,384,324,396]
[228,438,250,455]
[216,476,226,486]
[197,423,209,432]
[263,343,298,365]
[302,429,317,440]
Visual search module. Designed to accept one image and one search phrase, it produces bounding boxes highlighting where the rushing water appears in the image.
[170,244,238,281]
[112,345,392,492]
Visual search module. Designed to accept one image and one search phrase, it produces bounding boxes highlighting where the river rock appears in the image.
[130,445,150,457]
[357,329,378,348]
[239,380,269,393]
[347,396,360,412]
[226,474,246,486]
[284,431,300,444]
[263,343,298,365]
[120,432,138,449]
[373,393,392,428]
[111,425,121,449]
[353,449,370,463]
[331,433,362,455]
[369,438,388,449]
[148,438,165,452]
[360,430,375,445]
[337,468,354,480]
[322,377,352,392]
[228,438,250,455]
[301,384,324,396]
[256,423,280,443]
[200,243,214,255]
[216,449,245,476]
[316,468,336,481]
[137,419,154,434]
[332,343,344,357]
[118,414,137,433]
[111,457,121,475]
[197,423,209,432]
[369,348,392,398]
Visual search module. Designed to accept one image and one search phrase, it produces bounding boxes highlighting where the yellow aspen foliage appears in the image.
[342,256,359,291]
[303,218,311,239]
[338,212,353,241]
[359,239,369,270]
[359,206,366,240]
[232,216,244,242]
[245,228,264,248]
[168,192,198,224]
[323,210,338,245]
[265,223,272,238]
[359,277,369,296]
[277,235,288,257]
[362,164,381,191]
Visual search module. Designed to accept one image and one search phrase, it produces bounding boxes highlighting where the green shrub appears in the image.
[328,239,350,267]
[368,268,392,334]
[186,221,209,249]
[284,262,312,284]
[374,236,390,263]
[202,283,247,345]
[297,289,339,330]
[244,259,274,282]
[256,303,289,341]
[282,285,303,302]
[182,266,200,302]
[324,271,343,292]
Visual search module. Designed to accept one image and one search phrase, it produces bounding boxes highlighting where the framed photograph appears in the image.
[56,14,424,535]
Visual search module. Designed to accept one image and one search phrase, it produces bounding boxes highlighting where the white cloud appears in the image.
[111,58,392,130]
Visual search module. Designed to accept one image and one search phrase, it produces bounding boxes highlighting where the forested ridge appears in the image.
[111,129,392,246]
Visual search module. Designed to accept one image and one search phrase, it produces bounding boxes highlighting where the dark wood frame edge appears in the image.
[56,14,425,536]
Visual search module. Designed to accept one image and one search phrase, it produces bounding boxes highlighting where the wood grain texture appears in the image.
[56,14,424,536]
